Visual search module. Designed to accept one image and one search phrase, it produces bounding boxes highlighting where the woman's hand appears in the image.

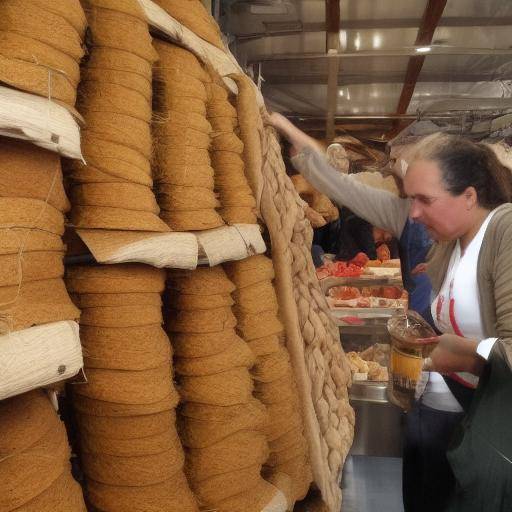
[418,334,485,376]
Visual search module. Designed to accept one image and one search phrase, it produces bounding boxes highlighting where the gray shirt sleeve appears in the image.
[291,146,411,238]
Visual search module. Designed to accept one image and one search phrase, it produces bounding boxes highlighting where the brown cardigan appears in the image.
[426,203,512,369]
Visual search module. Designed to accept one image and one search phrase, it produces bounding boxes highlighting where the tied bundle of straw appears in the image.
[167,265,282,510]
[67,0,170,233]
[206,74,258,225]
[0,0,86,106]
[224,255,312,505]
[0,137,79,333]
[152,41,224,232]
[0,390,87,511]
[66,264,198,511]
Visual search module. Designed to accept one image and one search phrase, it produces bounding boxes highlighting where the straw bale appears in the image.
[81,424,181,457]
[78,406,175,441]
[73,392,178,417]
[156,186,219,211]
[206,478,279,512]
[81,447,183,486]
[84,6,157,63]
[219,207,257,225]
[207,101,238,119]
[224,255,276,288]
[82,111,151,159]
[211,150,245,168]
[254,374,299,405]
[153,40,209,82]
[169,292,234,310]
[154,146,211,167]
[0,422,70,510]
[179,368,254,406]
[74,292,162,308]
[14,469,87,512]
[70,183,159,213]
[70,205,170,231]
[80,67,151,101]
[168,266,235,295]
[179,401,267,448]
[69,164,153,187]
[0,2,84,60]
[0,251,64,287]
[185,431,268,480]
[175,339,254,376]
[246,335,281,357]
[0,278,80,331]
[0,198,64,235]
[0,53,75,104]
[169,307,237,333]
[160,205,223,231]
[0,390,58,456]
[66,264,165,294]
[251,348,291,383]
[79,325,171,371]
[0,138,69,211]
[80,135,151,177]
[232,281,279,315]
[78,82,151,122]
[172,329,241,359]
[0,230,63,255]
[190,464,263,503]
[153,126,211,149]
[153,0,224,50]
[211,133,244,153]
[74,364,173,404]
[79,305,163,327]
[0,31,80,86]
[86,473,198,512]
[236,310,284,340]
[153,164,214,189]
[86,47,152,81]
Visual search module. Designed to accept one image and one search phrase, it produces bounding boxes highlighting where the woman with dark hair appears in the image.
[270,113,512,512]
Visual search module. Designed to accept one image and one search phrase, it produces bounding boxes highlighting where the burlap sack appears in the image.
[156,186,219,211]
[80,66,151,101]
[0,198,65,236]
[236,310,284,340]
[72,392,178,417]
[172,329,241,359]
[154,146,211,167]
[79,305,163,327]
[0,251,64,287]
[0,230,63,256]
[14,469,87,512]
[83,3,157,63]
[85,47,152,80]
[160,208,225,231]
[246,335,281,357]
[169,307,237,333]
[175,339,254,376]
[0,278,80,331]
[69,183,159,213]
[77,410,176,440]
[0,138,69,212]
[81,447,184,486]
[0,422,70,510]
[213,479,282,512]
[86,473,198,512]
[30,0,87,36]
[69,164,153,187]
[178,400,267,449]
[153,0,224,49]
[0,1,84,60]
[168,266,235,295]
[251,348,291,383]
[185,431,268,480]
[70,205,170,231]
[82,112,152,159]
[232,281,279,315]
[79,325,171,370]
[74,364,173,404]
[153,40,210,82]
[179,368,254,406]
[224,255,275,288]
[81,424,181,457]
[169,292,233,311]
[66,265,165,294]
[211,133,244,153]
[78,81,151,122]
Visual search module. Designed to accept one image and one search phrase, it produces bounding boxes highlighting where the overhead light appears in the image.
[354,33,361,51]
[339,89,344,97]
[346,89,351,101]
[416,46,431,53]
[372,33,382,49]
[339,30,347,49]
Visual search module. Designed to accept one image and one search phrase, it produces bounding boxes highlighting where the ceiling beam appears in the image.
[325,0,341,141]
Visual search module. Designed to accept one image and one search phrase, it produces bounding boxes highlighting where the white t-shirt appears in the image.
[419,210,498,412]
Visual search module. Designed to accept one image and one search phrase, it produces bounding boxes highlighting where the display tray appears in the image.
[319,275,402,294]
[349,380,388,403]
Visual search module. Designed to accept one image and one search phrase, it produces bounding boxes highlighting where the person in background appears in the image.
[270,113,512,511]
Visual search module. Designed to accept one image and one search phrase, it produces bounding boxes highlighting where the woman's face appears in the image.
[403,159,473,241]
